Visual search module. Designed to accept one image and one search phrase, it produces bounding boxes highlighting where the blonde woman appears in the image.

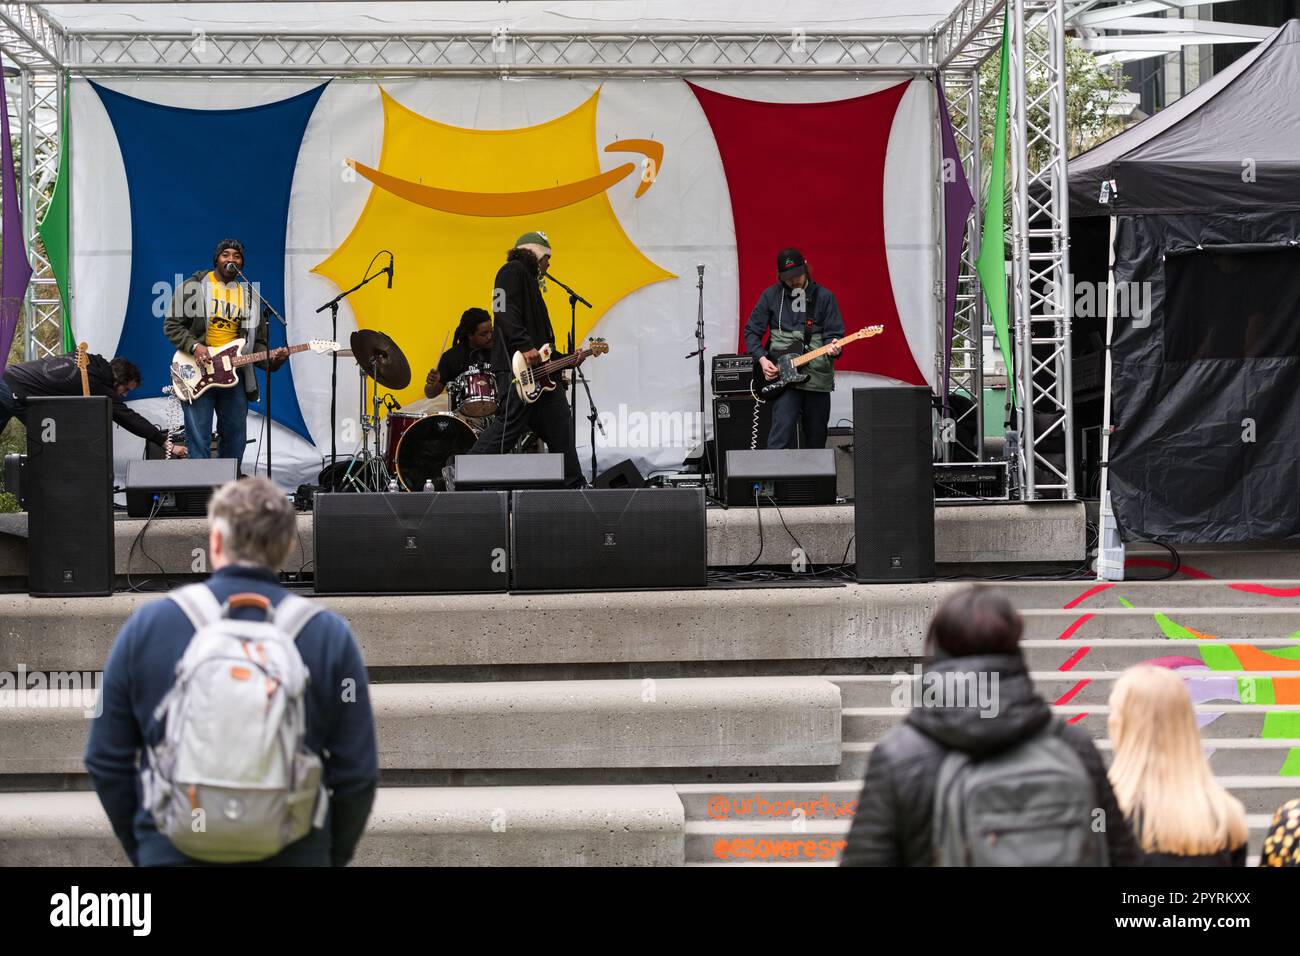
[1108,665,1249,865]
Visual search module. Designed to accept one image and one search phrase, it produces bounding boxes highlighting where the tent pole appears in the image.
[1096,213,1124,581]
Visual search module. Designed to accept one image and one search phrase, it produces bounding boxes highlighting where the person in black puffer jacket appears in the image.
[841,587,1138,866]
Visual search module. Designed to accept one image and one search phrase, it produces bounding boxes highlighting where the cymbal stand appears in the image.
[338,360,391,492]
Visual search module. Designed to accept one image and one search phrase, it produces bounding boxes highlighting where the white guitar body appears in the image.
[511,343,554,404]
[169,337,339,403]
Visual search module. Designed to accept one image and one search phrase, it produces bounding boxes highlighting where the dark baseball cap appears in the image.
[777,247,806,281]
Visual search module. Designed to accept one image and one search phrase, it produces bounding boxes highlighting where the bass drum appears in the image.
[394,413,478,491]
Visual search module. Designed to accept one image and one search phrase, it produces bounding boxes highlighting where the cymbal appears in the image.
[349,329,411,390]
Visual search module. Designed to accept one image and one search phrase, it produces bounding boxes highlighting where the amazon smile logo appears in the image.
[347,138,663,216]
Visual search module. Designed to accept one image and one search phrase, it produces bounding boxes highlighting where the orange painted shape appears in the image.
[1231,644,1300,672]
[1273,678,1300,705]
[349,157,638,217]
[604,139,663,197]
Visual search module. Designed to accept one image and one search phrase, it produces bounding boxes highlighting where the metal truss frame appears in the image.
[0,0,1076,499]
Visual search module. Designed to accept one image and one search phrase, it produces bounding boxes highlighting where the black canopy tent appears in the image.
[1070,20,1300,545]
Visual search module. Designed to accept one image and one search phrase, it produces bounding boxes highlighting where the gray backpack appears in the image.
[139,584,328,863]
[932,719,1108,866]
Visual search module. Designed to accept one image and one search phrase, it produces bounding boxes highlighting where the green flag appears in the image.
[975,20,1015,405]
[38,75,73,353]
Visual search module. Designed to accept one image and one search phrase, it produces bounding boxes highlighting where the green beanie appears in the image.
[514,230,552,254]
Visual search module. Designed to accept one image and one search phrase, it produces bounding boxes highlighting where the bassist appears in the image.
[163,239,288,465]
[744,247,843,450]
[467,231,585,486]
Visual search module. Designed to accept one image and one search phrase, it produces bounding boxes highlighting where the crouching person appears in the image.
[85,477,378,866]
[841,587,1137,866]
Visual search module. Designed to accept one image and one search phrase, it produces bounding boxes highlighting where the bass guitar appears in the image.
[751,324,885,400]
[512,339,609,403]
[169,338,340,403]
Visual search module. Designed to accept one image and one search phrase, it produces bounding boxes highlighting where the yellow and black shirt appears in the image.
[205,271,245,349]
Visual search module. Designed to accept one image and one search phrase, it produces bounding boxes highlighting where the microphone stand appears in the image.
[236,266,286,482]
[544,270,596,479]
[315,256,392,480]
[684,264,712,490]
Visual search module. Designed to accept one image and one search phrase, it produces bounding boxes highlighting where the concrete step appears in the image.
[836,738,1300,777]
[1122,544,1300,580]
[0,677,842,776]
[0,785,685,866]
[685,819,850,864]
[0,584,948,673]
[832,672,1300,708]
[842,705,1300,751]
[1022,638,1300,672]
[1004,580,1300,611]
[1021,607,1300,642]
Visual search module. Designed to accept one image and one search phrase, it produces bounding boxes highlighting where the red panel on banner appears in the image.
[689,81,925,385]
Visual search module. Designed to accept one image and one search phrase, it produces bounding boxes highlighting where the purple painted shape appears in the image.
[0,60,32,375]
[937,80,974,402]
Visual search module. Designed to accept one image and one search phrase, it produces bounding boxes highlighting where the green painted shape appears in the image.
[1155,612,1199,640]
[1263,711,1300,739]
[1118,597,1134,609]
[1239,677,1275,706]
[1279,749,1300,776]
[1199,644,1242,670]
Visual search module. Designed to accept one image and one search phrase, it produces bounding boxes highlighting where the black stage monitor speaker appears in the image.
[448,453,566,491]
[313,491,509,594]
[725,449,836,507]
[712,394,772,503]
[125,458,238,518]
[593,458,645,489]
[854,387,935,583]
[25,396,114,597]
[511,488,706,591]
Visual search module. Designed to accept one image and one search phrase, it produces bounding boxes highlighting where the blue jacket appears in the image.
[84,565,379,867]
[743,279,845,391]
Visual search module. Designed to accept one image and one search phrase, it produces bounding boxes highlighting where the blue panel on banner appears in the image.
[92,81,327,443]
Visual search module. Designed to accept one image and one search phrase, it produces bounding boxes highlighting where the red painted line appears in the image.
[1059,646,1090,672]
[1123,558,1212,580]
[1063,583,1114,609]
[1058,613,1094,641]
[1054,678,1091,706]
[1230,583,1300,598]
[1065,712,1088,726]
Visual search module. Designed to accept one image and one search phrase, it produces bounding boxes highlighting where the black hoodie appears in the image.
[840,653,1138,866]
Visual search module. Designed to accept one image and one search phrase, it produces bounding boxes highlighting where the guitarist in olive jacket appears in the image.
[744,247,843,450]
[163,239,288,464]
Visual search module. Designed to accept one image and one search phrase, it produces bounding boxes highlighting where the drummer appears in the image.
[425,307,493,400]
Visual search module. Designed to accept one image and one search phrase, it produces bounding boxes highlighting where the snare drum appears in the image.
[449,364,498,418]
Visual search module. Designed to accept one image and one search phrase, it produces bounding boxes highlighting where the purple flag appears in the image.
[937,81,975,403]
[0,60,33,375]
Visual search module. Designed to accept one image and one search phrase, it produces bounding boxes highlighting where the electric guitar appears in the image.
[752,324,885,400]
[169,338,340,403]
[512,339,610,403]
[75,342,90,396]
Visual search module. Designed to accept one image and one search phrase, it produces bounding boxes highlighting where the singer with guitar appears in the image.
[744,247,844,450]
[163,239,288,465]
[467,230,587,485]
[1,351,185,456]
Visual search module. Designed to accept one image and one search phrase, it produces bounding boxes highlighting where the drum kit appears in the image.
[320,329,521,493]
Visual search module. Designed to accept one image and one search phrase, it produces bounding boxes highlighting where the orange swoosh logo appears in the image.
[348,139,663,217]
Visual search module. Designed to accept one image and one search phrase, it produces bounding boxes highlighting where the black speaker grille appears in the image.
[853,388,936,582]
[511,488,706,591]
[313,491,509,593]
[25,397,114,596]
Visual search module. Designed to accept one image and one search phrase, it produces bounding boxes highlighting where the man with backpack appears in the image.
[85,477,378,866]
[841,587,1137,866]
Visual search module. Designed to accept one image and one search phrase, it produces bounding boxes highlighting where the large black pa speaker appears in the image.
[854,387,935,583]
[126,458,238,517]
[25,396,114,596]
[725,449,836,506]
[448,453,566,491]
[511,488,706,591]
[313,491,509,594]
[712,394,772,503]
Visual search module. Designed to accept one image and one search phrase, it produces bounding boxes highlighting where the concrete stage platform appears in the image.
[0,498,1085,587]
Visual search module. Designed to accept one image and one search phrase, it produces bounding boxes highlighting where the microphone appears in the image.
[222,261,238,279]
[386,254,394,290]
[697,263,705,276]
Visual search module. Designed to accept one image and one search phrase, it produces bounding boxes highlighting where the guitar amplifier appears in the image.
[712,395,772,503]
[711,353,756,396]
